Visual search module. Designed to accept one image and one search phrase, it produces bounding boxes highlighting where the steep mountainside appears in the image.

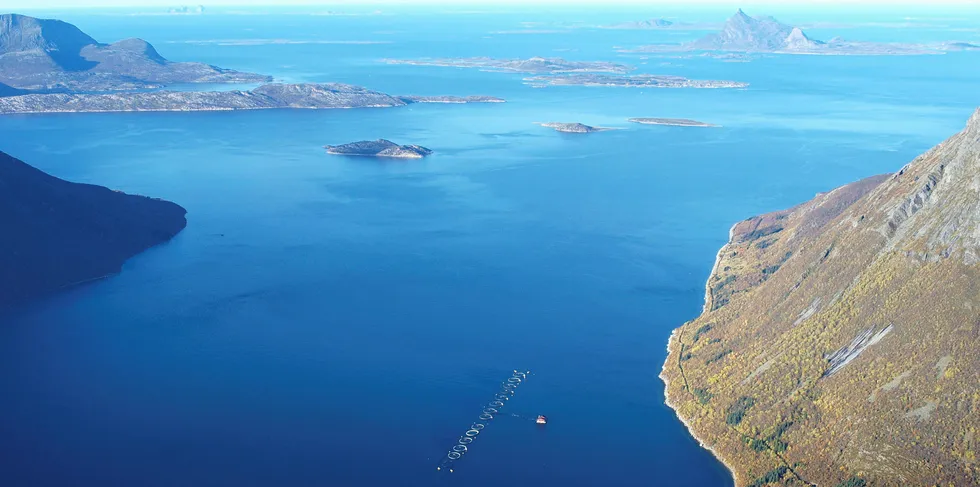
[0,151,187,309]
[663,110,980,487]
[0,13,269,91]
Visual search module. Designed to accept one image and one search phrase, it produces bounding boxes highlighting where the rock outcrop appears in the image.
[0,13,270,91]
[0,150,187,309]
[662,110,980,486]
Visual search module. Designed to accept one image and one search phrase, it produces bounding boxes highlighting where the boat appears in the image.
[536,415,548,424]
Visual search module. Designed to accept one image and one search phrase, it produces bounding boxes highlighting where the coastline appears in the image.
[702,222,738,313]
[661,328,741,487]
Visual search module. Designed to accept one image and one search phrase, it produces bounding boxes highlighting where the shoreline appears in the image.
[661,328,741,487]
[702,222,738,313]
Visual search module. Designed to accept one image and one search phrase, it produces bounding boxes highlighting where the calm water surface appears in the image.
[1,6,979,487]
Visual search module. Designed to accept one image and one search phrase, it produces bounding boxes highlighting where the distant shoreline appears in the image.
[629,117,718,127]
[0,84,505,116]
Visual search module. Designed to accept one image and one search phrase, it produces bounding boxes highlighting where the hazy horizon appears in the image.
[2,0,979,10]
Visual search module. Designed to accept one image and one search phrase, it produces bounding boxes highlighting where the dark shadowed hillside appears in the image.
[0,151,187,308]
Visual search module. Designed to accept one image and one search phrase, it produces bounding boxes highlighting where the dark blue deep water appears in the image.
[1,6,979,487]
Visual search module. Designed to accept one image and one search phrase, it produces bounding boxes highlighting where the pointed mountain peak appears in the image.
[968,108,980,132]
[787,27,808,38]
[732,9,752,21]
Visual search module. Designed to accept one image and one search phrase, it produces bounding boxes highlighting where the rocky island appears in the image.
[0,83,505,114]
[385,56,632,74]
[661,109,980,487]
[537,122,613,133]
[0,150,187,309]
[625,9,951,56]
[524,73,747,89]
[629,117,717,127]
[325,139,432,159]
[0,14,270,92]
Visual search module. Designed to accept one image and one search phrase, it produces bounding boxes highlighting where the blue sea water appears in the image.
[1,6,979,487]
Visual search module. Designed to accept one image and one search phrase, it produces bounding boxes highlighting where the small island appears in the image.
[537,122,614,133]
[629,117,717,127]
[325,139,433,159]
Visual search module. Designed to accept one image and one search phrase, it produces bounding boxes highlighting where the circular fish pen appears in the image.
[436,370,530,473]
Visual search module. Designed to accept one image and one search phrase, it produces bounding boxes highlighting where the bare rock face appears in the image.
[0,150,187,309]
[325,139,433,159]
[662,109,980,487]
[0,13,270,91]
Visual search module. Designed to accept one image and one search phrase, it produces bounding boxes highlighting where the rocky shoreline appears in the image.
[661,329,740,487]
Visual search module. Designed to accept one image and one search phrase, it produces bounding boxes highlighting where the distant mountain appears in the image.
[689,9,795,51]
[0,150,187,309]
[662,109,980,486]
[0,13,270,91]
[683,10,940,55]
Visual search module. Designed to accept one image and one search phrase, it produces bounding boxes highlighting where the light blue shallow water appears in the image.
[1,7,979,487]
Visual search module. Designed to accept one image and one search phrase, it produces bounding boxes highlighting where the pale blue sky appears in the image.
[1,0,978,8]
